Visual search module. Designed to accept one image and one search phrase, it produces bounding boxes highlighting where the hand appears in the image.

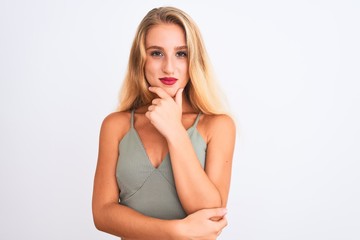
[145,87,184,139]
[177,208,228,240]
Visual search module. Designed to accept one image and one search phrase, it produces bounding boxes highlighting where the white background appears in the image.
[1,0,359,239]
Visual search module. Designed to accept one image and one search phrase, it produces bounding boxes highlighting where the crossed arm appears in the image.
[92,88,236,239]
[146,87,236,214]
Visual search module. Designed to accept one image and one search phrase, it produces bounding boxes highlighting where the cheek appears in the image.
[145,60,158,77]
[181,60,189,71]
[144,62,153,79]
[180,62,189,77]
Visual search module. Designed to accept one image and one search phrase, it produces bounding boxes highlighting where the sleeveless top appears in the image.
[116,110,207,220]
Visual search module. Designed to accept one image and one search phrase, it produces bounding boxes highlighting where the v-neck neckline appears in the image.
[131,111,200,170]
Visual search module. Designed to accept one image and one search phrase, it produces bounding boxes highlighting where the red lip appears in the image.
[159,77,177,85]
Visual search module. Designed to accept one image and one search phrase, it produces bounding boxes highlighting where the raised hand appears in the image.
[145,87,184,139]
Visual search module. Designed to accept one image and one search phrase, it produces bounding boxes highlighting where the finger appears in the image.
[209,216,223,221]
[215,216,228,231]
[174,88,183,107]
[204,208,227,219]
[145,111,154,121]
[152,98,161,105]
[148,87,170,99]
[148,105,155,111]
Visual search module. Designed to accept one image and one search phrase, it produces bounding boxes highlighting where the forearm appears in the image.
[93,202,180,240]
[167,127,222,214]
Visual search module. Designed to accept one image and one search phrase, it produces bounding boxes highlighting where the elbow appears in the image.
[214,196,223,208]
[185,196,223,215]
[92,205,108,232]
[208,193,223,209]
[92,211,104,231]
[206,196,222,209]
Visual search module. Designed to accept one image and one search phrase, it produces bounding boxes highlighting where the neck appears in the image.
[135,94,197,114]
[181,95,197,114]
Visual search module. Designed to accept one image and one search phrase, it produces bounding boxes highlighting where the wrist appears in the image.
[170,219,186,240]
[165,124,187,143]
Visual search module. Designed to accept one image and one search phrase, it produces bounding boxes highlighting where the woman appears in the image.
[92,6,236,239]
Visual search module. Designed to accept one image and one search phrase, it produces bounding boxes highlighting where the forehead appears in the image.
[145,23,186,47]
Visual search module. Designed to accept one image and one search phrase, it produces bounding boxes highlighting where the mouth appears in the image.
[159,77,177,85]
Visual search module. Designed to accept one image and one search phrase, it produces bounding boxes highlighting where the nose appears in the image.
[162,56,175,75]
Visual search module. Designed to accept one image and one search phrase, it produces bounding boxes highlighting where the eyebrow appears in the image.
[146,45,188,51]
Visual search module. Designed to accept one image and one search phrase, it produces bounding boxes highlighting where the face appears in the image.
[144,23,189,97]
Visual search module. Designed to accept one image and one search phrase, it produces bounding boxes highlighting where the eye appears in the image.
[150,51,163,57]
[176,51,187,58]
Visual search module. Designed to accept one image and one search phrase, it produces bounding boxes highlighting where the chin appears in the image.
[165,89,177,98]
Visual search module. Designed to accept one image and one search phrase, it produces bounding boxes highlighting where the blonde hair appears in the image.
[117,7,228,114]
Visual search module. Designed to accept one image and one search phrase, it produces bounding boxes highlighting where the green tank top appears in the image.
[116,110,206,219]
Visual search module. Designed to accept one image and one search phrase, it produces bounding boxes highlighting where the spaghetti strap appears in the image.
[193,112,201,127]
[130,110,135,128]
[117,109,207,220]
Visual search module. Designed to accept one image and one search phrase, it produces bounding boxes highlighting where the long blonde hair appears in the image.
[117,7,228,114]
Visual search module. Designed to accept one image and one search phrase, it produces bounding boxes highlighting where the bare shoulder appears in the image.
[200,114,236,141]
[202,114,236,132]
[100,111,131,141]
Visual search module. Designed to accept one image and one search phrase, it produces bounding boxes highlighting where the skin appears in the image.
[145,23,190,98]
[92,23,236,240]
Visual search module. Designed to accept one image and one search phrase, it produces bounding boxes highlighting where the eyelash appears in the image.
[150,51,163,57]
[149,51,187,58]
[176,51,187,58]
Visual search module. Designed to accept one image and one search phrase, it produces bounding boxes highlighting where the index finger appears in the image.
[148,87,171,99]
[214,215,228,232]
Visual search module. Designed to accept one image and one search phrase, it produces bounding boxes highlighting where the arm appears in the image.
[92,112,228,239]
[146,87,236,214]
[167,114,236,213]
